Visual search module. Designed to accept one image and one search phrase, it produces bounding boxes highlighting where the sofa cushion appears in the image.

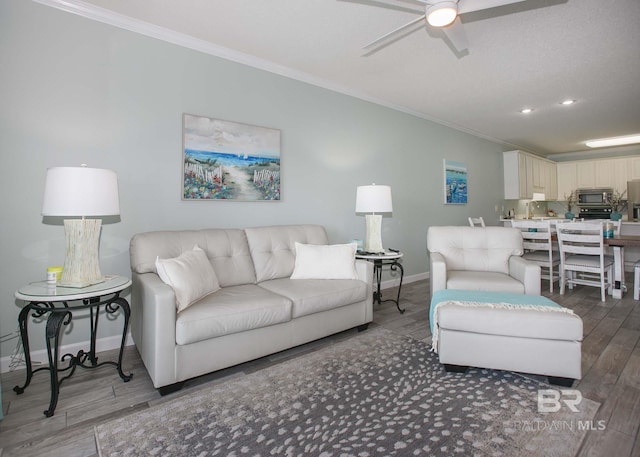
[290,242,358,280]
[130,228,257,287]
[427,226,523,274]
[155,246,221,312]
[259,278,367,318]
[245,225,329,282]
[175,284,292,345]
[446,270,525,294]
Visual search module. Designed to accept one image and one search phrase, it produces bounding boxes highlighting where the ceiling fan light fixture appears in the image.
[426,2,458,27]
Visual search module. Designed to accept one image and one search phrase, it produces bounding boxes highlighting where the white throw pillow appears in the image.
[155,246,220,312]
[290,242,358,280]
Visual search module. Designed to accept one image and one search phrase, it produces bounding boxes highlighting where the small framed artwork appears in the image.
[182,113,281,201]
[443,159,468,204]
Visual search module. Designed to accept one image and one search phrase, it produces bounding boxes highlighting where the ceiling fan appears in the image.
[362,0,528,54]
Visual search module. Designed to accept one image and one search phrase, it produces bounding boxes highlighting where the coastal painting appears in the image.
[443,159,468,204]
[182,114,281,201]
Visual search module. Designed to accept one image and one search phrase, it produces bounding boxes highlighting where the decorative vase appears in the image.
[565,211,575,220]
[610,212,622,221]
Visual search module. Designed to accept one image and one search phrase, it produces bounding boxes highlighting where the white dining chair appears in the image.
[556,221,613,302]
[511,220,559,292]
[468,216,485,227]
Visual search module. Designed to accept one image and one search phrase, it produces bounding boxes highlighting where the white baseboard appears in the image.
[380,272,429,290]
[1,333,135,374]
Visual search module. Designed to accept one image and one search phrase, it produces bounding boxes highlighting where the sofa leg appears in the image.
[443,364,469,373]
[548,376,575,387]
[158,381,185,396]
[357,323,369,332]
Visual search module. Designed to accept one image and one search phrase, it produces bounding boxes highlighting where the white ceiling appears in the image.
[40,0,640,158]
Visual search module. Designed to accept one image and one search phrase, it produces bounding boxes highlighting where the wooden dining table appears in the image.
[604,235,640,299]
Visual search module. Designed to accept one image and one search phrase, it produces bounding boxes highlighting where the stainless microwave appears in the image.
[577,188,613,206]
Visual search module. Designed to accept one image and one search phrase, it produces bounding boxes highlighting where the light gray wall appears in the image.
[0,0,506,358]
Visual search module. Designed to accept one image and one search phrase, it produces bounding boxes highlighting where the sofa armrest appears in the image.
[429,252,447,298]
[131,272,178,388]
[508,256,541,295]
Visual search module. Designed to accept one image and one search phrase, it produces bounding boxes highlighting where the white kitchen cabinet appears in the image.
[612,158,629,194]
[544,160,558,200]
[576,161,596,188]
[594,160,615,188]
[630,157,640,180]
[503,151,528,199]
[503,150,557,200]
[557,162,577,201]
[557,156,635,199]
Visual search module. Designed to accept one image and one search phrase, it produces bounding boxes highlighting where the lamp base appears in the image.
[59,219,104,288]
[364,214,384,254]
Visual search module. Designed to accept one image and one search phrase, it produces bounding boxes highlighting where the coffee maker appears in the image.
[628,180,640,221]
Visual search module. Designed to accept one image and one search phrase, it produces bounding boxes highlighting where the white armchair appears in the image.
[427,226,541,297]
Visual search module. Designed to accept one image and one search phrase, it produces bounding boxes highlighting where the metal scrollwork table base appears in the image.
[13,275,133,417]
[355,252,405,314]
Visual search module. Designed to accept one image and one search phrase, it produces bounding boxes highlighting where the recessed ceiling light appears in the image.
[585,134,640,148]
[561,99,576,105]
[520,108,533,114]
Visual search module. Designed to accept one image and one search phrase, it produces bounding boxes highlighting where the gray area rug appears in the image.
[95,328,598,457]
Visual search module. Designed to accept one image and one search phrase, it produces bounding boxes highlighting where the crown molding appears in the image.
[33,0,520,151]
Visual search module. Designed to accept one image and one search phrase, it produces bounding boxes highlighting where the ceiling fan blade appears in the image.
[363,14,426,49]
[457,0,527,15]
[441,18,469,52]
[339,0,424,14]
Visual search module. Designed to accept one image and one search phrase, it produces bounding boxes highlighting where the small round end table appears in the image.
[14,275,133,417]
[355,251,405,313]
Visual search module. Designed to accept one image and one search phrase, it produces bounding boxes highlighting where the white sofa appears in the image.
[129,224,373,394]
[427,226,541,297]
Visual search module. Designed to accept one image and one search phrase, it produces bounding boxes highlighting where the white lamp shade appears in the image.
[42,167,120,217]
[355,185,393,213]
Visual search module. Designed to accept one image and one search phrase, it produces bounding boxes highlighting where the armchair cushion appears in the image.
[427,226,540,296]
[446,271,525,294]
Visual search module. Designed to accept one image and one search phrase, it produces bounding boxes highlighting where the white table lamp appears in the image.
[355,184,392,253]
[42,165,120,288]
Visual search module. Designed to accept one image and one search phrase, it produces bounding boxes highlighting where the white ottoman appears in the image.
[430,290,583,386]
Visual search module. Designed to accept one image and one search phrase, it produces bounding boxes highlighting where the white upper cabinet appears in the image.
[505,152,636,202]
[503,150,528,199]
[544,160,558,200]
[503,150,557,200]
[630,157,640,180]
[576,161,596,188]
[557,162,577,200]
[556,156,637,199]
[612,158,629,194]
